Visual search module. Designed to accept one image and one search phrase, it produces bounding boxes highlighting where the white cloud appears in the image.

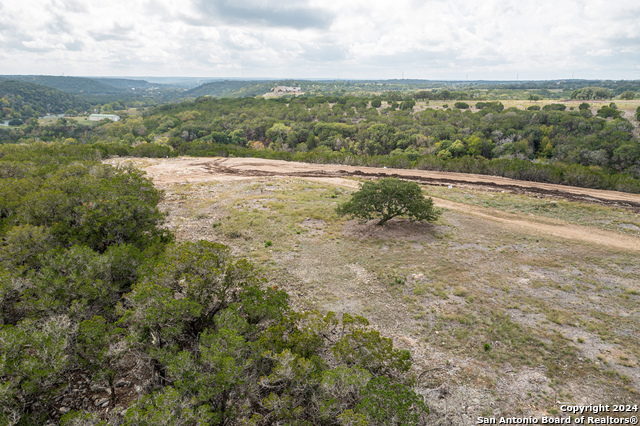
[1,0,639,79]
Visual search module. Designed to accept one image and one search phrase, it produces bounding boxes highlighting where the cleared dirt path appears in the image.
[106,156,640,252]
[434,198,640,252]
[136,157,640,208]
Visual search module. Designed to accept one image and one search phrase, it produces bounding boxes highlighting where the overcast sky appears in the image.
[1,0,639,80]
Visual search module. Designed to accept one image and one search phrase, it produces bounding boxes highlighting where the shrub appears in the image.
[355,377,428,425]
[131,143,174,158]
[399,100,415,111]
[597,106,621,119]
[475,101,504,112]
[542,103,567,111]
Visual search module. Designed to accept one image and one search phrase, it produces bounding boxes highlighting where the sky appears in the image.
[1,0,639,80]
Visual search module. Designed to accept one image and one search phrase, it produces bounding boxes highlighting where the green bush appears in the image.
[355,377,428,425]
[597,105,621,119]
[131,143,174,158]
[0,316,74,424]
[542,103,566,111]
[399,100,415,111]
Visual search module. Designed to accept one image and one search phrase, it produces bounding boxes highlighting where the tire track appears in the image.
[105,156,640,252]
[198,157,640,212]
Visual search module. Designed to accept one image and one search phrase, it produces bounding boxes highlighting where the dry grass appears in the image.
[427,185,640,237]
[137,165,640,420]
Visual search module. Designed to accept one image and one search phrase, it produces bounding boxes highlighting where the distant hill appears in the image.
[0,76,186,104]
[0,75,124,96]
[92,77,181,91]
[140,77,219,89]
[3,76,637,104]
[184,79,487,98]
[183,78,640,99]
[186,80,276,98]
[0,80,90,121]
[184,79,377,98]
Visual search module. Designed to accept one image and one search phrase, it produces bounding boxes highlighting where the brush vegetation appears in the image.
[0,144,427,425]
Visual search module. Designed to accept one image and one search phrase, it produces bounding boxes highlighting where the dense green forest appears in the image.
[102,97,640,178]
[5,93,636,192]
[0,143,426,425]
[0,76,123,96]
[0,81,90,122]
[2,93,640,192]
[0,76,185,105]
[0,76,182,96]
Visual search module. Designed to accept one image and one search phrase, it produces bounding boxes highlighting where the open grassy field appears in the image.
[107,157,640,423]
[36,115,96,125]
[414,99,640,116]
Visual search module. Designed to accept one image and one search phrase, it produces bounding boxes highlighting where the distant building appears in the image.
[272,86,302,94]
[89,114,120,122]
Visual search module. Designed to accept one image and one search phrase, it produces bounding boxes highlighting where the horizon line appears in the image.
[3,74,640,82]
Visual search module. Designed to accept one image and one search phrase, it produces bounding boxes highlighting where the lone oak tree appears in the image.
[337,178,441,226]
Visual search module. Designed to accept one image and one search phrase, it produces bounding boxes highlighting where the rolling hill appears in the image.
[0,80,90,121]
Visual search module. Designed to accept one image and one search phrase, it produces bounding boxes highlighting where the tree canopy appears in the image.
[337,178,441,225]
[570,86,612,100]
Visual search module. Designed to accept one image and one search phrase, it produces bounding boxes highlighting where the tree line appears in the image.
[2,93,640,192]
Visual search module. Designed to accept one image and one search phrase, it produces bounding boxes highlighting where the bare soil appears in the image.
[109,156,640,252]
[138,156,640,209]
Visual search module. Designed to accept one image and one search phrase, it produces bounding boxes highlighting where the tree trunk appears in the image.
[376,217,389,226]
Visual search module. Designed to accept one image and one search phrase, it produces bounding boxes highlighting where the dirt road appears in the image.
[106,156,640,252]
